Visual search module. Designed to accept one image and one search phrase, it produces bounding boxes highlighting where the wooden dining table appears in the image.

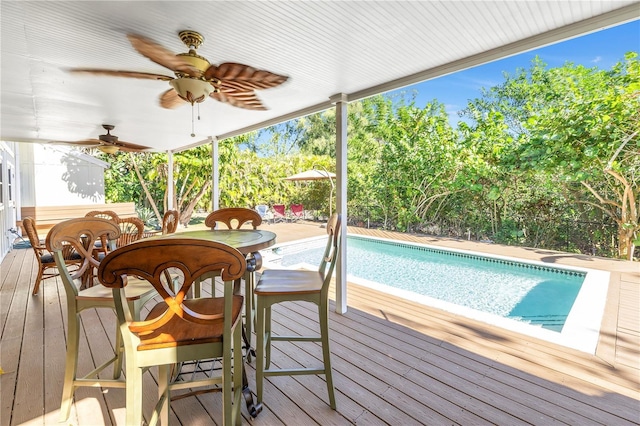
[155,228,277,253]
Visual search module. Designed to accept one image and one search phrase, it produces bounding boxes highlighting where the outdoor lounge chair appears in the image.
[255,204,272,224]
[290,203,304,221]
[272,204,287,222]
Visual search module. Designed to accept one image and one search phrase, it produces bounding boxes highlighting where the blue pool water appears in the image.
[269,236,586,332]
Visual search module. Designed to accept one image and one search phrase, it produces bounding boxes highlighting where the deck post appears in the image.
[332,93,348,314]
[211,136,219,211]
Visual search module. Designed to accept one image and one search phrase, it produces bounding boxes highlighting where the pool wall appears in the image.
[261,234,610,354]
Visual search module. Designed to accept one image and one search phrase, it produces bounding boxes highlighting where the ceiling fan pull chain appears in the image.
[191,104,196,137]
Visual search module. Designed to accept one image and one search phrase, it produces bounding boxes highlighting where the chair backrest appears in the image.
[46,217,120,297]
[85,210,120,222]
[290,204,304,218]
[162,210,179,234]
[204,208,262,230]
[272,204,286,217]
[318,213,342,293]
[22,216,45,256]
[97,238,246,338]
[255,204,269,219]
[115,217,145,247]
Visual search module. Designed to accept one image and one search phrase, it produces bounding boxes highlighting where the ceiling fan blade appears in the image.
[159,88,186,109]
[205,63,288,91]
[127,34,200,77]
[70,69,174,81]
[111,140,151,152]
[210,90,267,111]
[49,139,102,147]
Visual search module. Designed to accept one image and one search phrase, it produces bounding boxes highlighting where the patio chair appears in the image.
[85,210,120,256]
[272,204,287,223]
[161,209,179,234]
[84,210,120,221]
[290,203,304,221]
[198,207,263,353]
[204,207,263,230]
[97,238,246,426]
[22,216,81,295]
[255,204,271,224]
[45,217,157,422]
[255,213,341,410]
[114,216,145,248]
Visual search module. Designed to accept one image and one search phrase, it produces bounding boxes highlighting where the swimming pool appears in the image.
[261,235,610,354]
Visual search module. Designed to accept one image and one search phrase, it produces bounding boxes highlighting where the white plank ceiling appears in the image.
[1,1,638,152]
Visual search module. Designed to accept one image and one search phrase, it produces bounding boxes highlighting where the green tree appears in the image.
[361,95,460,231]
[522,53,640,259]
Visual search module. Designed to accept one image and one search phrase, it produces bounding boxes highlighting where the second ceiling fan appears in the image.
[70,30,288,111]
[51,124,150,154]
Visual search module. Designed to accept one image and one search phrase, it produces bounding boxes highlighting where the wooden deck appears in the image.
[1,221,638,425]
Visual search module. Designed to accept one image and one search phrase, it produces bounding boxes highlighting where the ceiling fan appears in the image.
[50,124,151,154]
[70,30,288,111]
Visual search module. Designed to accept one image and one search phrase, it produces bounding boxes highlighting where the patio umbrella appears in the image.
[284,169,336,217]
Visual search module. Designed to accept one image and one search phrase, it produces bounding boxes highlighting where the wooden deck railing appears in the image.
[19,202,137,234]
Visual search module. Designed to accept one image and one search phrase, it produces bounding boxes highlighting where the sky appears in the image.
[388,19,639,125]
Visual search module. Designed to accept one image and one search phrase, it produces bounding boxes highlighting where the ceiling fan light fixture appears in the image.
[170,78,213,105]
[97,145,119,154]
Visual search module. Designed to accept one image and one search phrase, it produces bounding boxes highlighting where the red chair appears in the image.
[272,204,287,222]
[290,204,304,221]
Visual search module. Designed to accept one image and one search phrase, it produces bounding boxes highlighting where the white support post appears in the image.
[331,93,348,314]
[167,151,174,210]
[211,137,219,211]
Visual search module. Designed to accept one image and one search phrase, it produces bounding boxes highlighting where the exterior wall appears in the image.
[0,143,109,262]
[19,144,107,206]
[0,142,18,258]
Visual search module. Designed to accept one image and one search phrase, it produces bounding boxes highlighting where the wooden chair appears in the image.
[161,209,179,234]
[198,207,263,352]
[115,216,145,248]
[255,213,341,410]
[85,210,121,256]
[84,209,120,221]
[45,217,157,422]
[204,207,263,230]
[97,238,246,426]
[22,216,81,295]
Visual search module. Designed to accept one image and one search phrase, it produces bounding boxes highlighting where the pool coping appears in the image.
[261,233,610,354]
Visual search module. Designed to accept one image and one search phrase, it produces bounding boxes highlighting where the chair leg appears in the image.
[223,323,237,426]
[158,364,171,425]
[244,270,254,354]
[125,361,144,426]
[113,323,123,379]
[194,276,202,298]
[265,306,272,368]
[255,297,265,405]
[319,302,336,410]
[32,266,44,295]
[233,321,243,426]
[59,312,80,422]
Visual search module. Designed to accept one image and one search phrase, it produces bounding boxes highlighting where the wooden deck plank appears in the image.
[344,280,640,398]
[2,222,639,426]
